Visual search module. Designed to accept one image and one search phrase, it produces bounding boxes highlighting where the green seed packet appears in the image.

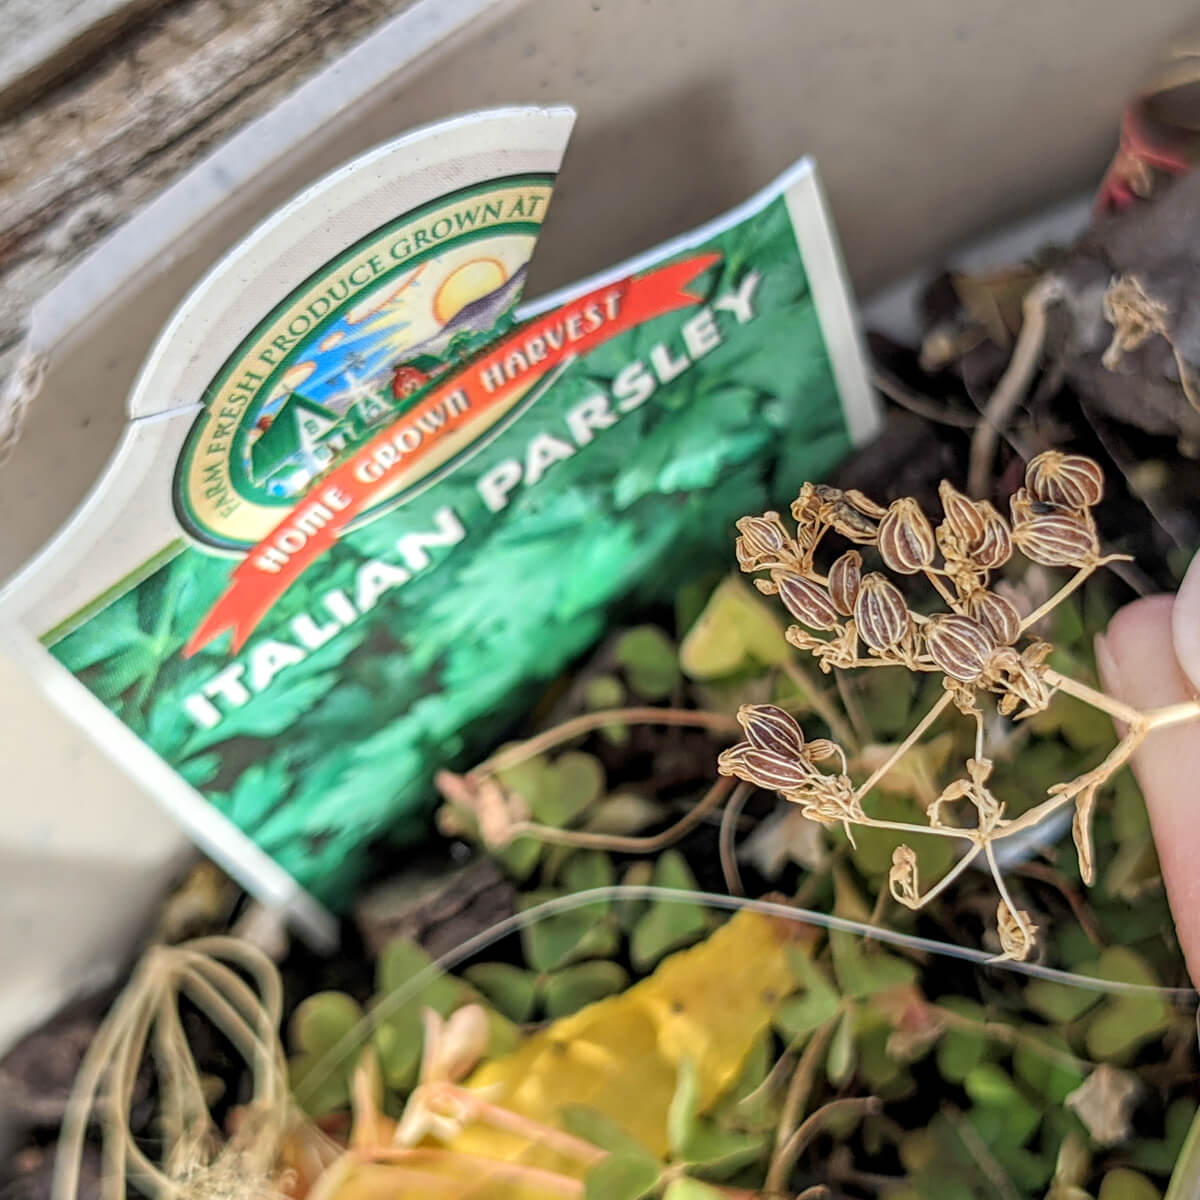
[0,106,879,943]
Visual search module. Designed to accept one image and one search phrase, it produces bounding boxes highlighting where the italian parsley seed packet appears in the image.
[0,107,879,941]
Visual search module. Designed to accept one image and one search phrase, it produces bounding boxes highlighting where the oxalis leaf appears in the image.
[630,850,709,971]
[615,625,681,699]
[544,961,630,1019]
[1083,949,1171,1062]
[678,575,790,679]
[584,1154,660,1200]
[464,963,539,1024]
[521,889,620,973]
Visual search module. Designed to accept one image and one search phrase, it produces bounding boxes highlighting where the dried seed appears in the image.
[773,571,842,630]
[829,502,880,544]
[924,613,997,682]
[854,573,911,651]
[966,589,1022,645]
[717,744,815,792]
[1025,450,1104,509]
[878,498,936,574]
[737,703,805,758]
[972,502,1013,569]
[735,512,793,570]
[828,550,862,615]
[888,845,921,909]
[805,738,841,763]
[996,900,1037,962]
[845,488,887,518]
[1012,512,1098,566]
[938,479,988,546]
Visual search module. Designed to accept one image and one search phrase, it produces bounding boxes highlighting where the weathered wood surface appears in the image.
[0,0,407,396]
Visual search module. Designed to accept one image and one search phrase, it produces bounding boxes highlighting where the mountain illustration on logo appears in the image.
[243,261,532,502]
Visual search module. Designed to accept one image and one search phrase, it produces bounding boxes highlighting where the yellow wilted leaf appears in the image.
[451,909,799,1166]
[679,575,791,679]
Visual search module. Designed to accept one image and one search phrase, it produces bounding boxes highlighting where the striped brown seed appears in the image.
[774,571,842,630]
[1025,450,1104,509]
[924,613,997,682]
[966,589,1022,645]
[971,502,1013,569]
[854,573,911,652]
[1012,511,1098,567]
[828,550,863,615]
[717,743,815,792]
[737,703,805,758]
[735,511,794,570]
[878,497,936,574]
[938,479,988,546]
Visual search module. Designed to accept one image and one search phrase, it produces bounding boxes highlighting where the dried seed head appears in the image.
[1025,451,1104,509]
[972,502,1014,569]
[735,512,794,571]
[938,480,988,546]
[790,483,822,528]
[996,900,1037,962]
[773,571,842,630]
[966,589,1022,646]
[924,613,997,682]
[737,703,805,758]
[717,744,815,792]
[888,845,921,909]
[854,573,911,651]
[1012,512,1098,567]
[878,498,936,574]
[828,550,863,615]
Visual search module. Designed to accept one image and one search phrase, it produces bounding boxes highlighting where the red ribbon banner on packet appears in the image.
[184,251,721,656]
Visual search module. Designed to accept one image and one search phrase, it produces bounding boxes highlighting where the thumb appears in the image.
[1097,588,1200,983]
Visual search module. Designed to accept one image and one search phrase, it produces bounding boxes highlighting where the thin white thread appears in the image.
[296,885,1197,1104]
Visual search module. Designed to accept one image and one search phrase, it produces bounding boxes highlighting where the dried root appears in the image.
[53,938,293,1200]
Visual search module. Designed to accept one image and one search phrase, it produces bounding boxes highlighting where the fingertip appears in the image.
[1172,551,1200,695]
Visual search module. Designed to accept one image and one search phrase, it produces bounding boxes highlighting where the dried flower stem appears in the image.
[771,1097,882,1193]
[476,707,742,776]
[967,274,1065,498]
[719,782,752,895]
[783,659,859,750]
[505,775,736,853]
[766,1018,840,1193]
[1019,556,1128,634]
[853,691,955,801]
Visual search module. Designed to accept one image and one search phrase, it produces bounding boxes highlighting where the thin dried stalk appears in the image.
[53,939,291,1200]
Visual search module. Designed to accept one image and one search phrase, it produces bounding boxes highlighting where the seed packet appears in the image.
[0,106,879,943]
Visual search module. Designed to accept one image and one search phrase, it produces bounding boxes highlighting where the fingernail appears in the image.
[1173,550,1200,694]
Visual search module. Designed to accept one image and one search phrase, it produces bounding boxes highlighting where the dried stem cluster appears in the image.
[719,452,1200,961]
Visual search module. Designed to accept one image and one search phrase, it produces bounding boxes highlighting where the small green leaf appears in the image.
[964,1063,1042,1148]
[543,961,629,1018]
[584,1153,661,1200]
[616,626,680,699]
[663,1181,728,1200]
[775,953,840,1042]
[1013,1029,1085,1104]
[562,1106,657,1159]
[375,937,465,1013]
[564,849,615,893]
[288,991,364,1055]
[1026,979,1103,1025]
[1097,1168,1162,1200]
[464,963,539,1023]
[1085,950,1170,1062]
[534,752,607,828]
[826,1009,856,1085]
[288,1051,352,1119]
[630,851,708,971]
[585,674,626,710]
[521,891,618,972]
[668,1056,702,1160]
[678,575,789,679]
[679,1125,767,1173]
